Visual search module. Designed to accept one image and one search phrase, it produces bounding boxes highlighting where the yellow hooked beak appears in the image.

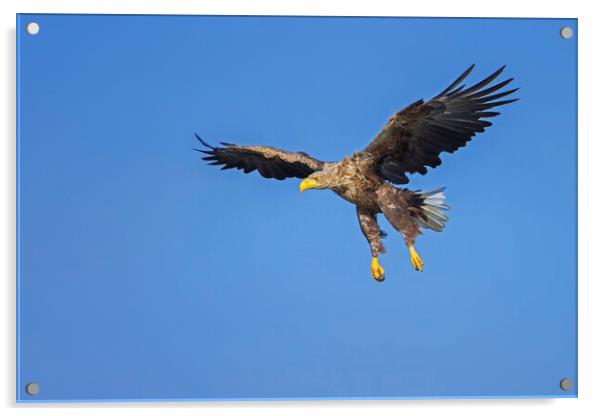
[299,178,319,192]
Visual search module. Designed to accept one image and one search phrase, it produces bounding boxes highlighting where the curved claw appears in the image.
[371,257,385,282]
[409,246,424,272]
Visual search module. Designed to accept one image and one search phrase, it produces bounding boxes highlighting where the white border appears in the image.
[3,1,601,415]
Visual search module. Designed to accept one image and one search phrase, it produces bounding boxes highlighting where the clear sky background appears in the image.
[17,14,577,401]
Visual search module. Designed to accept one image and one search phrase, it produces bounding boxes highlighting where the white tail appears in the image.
[415,187,450,232]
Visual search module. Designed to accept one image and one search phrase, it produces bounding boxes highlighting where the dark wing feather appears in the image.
[363,65,518,184]
[194,134,325,180]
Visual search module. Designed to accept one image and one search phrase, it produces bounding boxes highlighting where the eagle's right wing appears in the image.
[195,134,326,180]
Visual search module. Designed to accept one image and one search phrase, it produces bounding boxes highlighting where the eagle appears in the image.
[196,65,517,282]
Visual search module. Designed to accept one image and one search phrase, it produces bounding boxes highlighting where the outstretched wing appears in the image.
[362,65,518,184]
[195,134,326,180]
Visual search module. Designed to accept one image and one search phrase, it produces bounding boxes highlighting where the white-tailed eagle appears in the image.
[196,65,518,282]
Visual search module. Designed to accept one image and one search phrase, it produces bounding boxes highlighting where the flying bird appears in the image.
[196,65,518,282]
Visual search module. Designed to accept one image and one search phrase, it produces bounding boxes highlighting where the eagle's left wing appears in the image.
[195,134,326,180]
[361,65,518,184]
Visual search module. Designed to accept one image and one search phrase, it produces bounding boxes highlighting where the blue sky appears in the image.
[17,15,577,401]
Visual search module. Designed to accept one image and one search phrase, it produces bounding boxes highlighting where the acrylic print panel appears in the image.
[16,14,577,402]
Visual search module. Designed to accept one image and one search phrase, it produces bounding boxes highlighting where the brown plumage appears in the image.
[196,65,518,282]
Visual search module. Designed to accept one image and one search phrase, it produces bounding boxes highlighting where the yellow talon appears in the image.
[409,246,424,272]
[371,257,385,282]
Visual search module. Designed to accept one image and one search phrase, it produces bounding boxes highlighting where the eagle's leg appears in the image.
[356,207,386,282]
[408,245,424,272]
[375,184,424,272]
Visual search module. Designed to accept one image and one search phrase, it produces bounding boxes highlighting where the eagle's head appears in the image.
[299,165,340,192]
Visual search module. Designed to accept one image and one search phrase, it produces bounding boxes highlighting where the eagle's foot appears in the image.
[371,257,385,282]
[409,246,424,272]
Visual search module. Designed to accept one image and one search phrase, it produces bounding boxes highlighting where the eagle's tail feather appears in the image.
[415,187,450,232]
